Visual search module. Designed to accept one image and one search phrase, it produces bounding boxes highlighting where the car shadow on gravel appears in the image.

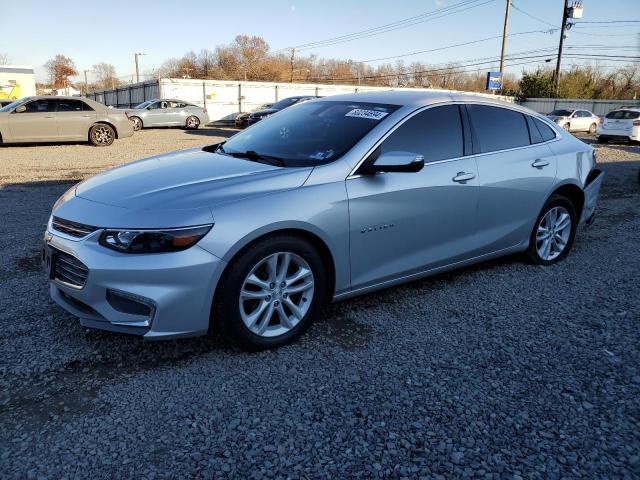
[184,126,240,138]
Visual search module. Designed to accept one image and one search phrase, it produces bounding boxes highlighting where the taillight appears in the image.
[633,120,640,126]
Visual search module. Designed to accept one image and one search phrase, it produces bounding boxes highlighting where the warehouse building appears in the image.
[0,65,36,100]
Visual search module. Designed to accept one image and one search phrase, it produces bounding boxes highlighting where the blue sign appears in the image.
[486,71,503,90]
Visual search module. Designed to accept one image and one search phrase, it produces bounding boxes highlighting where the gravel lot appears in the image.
[1,130,639,479]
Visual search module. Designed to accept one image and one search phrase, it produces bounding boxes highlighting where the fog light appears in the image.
[107,290,155,317]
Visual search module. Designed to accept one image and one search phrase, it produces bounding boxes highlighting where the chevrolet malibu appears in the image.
[44,91,603,350]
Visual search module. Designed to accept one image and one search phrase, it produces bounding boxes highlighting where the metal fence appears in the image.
[520,98,640,116]
[86,78,514,123]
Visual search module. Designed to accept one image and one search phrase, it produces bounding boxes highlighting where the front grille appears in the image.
[53,250,89,288]
[52,216,98,238]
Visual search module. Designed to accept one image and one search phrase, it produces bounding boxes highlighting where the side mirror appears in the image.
[360,150,424,174]
[146,106,152,110]
[14,105,26,113]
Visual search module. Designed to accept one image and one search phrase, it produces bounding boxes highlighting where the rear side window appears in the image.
[380,104,463,163]
[467,105,530,153]
[606,110,640,120]
[57,99,84,112]
[532,117,557,142]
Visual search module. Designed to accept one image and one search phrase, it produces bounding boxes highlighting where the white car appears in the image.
[596,108,640,144]
[547,109,600,134]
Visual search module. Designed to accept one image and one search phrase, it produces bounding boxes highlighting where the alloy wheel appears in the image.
[187,116,199,128]
[92,125,113,144]
[132,118,142,131]
[536,206,572,261]
[239,252,314,337]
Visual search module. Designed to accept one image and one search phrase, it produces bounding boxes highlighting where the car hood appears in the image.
[73,147,313,212]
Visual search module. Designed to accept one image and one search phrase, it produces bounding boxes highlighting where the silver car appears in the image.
[44,91,603,350]
[0,96,133,146]
[547,109,600,134]
[125,99,209,131]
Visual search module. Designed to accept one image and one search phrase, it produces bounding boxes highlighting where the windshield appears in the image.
[134,101,153,109]
[0,98,27,112]
[270,97,304,110]
[220,100,400,167]
[549,109,572,116]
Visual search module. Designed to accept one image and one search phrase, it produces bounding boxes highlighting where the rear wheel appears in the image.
[525,195,577,265]
[588,123,597,134]
[89,124,115,146]
[213,235,326,351]
[130,116,142,131]
[185,116,200,129]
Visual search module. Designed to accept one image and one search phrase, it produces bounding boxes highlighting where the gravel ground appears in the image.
[0,131,639,479]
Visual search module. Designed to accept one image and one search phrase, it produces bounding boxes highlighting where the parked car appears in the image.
[547,109,600,133]
[245,96,320,126]
[596,108,640,144]
[235,103,275,128]
[125,99,209,131]
[0,96,133,146]
[0,99,17,108]
[44,91,603,350]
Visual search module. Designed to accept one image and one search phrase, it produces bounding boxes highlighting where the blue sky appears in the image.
[3,0,638,82]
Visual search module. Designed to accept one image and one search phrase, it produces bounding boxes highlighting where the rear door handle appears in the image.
[532,159,550,169]
[452,172,476,183]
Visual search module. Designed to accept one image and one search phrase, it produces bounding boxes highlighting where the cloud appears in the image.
[290,4,296,11]
[435,0,444,6]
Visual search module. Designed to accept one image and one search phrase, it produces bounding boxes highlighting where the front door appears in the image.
[8,99,58,141]
[347,104,480,290]
[145,101,172,126]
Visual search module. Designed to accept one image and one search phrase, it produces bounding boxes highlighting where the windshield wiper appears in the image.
[227,150,285,167]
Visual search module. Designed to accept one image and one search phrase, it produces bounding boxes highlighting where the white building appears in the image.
[41,85,82,96]
[0,65,36,99]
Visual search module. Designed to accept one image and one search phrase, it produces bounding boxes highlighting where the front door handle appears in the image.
[452,172,476,183]
[532,159,550,169]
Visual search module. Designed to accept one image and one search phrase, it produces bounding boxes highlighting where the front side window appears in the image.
[379,105,463,163]
[221,100,400,167]
[147,102,163,110]
[23,99,56,113]
[134,101,153,109]
[467,105,530,153]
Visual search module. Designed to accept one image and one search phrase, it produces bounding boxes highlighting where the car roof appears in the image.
[315,89,526,110]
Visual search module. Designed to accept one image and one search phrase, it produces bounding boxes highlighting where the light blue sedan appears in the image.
[125,99,209,130]
[44,91,603,350]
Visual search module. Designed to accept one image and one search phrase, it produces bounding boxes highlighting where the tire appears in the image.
[185,116,200,130]
[525,194,577,265]
[89,123,115,146]
[563,123,571,131]
[588,123,597,134]
[130,116,143,131]
[212,235,326,351]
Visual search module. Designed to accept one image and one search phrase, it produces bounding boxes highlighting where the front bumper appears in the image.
[45,229,226,340]
[579,168,604,226]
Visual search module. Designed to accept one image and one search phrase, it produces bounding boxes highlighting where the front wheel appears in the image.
[130,116,142,131]
[185,115,200,129]
[213,236,326,351]
[525,195,577,265]
[89,124,115,146]
[563,123,571,131]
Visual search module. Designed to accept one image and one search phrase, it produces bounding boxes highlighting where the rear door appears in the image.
[57,99,96,140]
[8,99,58,141]
[466,104,557,254]
[347,104,481,289]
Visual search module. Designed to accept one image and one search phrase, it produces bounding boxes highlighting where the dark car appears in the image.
[245,96,320,126]
[234,103,274,128]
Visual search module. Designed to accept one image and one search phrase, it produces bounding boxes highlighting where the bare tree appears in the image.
[44,54,78,88]
[92,62,120,89]
[0,53,9,65]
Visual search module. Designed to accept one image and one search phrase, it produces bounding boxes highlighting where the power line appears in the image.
[574,20,640,24]
[274,0,496,52]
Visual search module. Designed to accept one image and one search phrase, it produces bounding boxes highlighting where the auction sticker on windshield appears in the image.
[345,109,389,120]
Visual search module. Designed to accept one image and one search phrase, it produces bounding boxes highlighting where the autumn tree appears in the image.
[45,54,78,88]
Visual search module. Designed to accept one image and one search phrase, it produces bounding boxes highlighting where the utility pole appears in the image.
[554,0,570,95]
[499,0,511,74]
[134,53,145,83]
[289,48,295,83]
[83,69,90,95]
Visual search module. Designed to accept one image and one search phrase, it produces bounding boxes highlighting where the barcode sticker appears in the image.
[345,109,389,120]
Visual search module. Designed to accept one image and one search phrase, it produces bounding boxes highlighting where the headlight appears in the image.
[99,225,213,253]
